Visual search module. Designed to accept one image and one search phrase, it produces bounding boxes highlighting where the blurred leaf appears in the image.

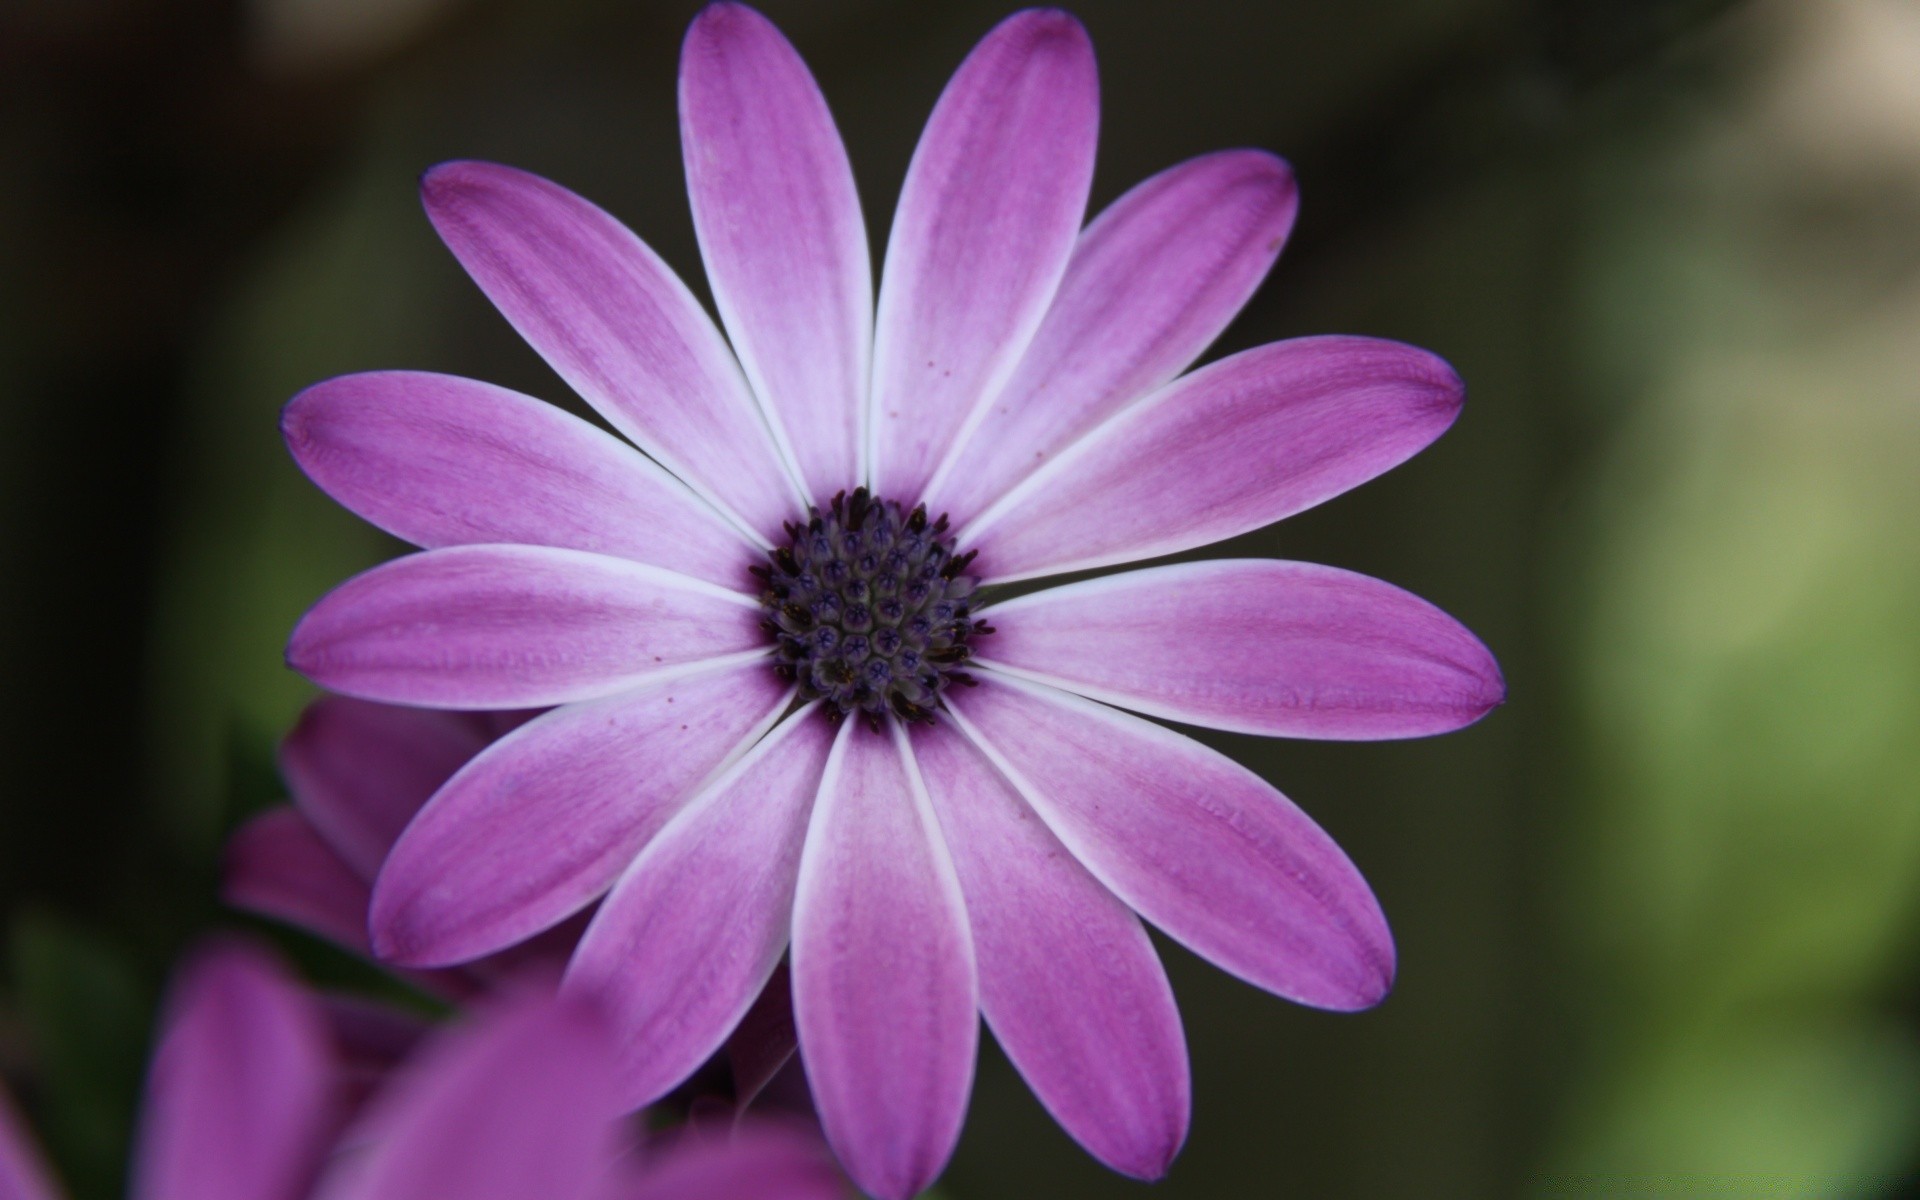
[9,912,152,1200]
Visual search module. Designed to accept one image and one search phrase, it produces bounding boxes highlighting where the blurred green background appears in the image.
[4,0,1919,1195]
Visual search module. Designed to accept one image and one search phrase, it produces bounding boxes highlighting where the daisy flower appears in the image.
[283,5,1503,1196]
[0,941,843,1200]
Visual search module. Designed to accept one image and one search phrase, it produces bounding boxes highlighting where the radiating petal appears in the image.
[565,709,832,1110]
[133,943,335,1200]
[284,371,756,588]
[979,559,1504,739]
[924,150,1298,527]
[287,545,765,709]
[372,660,791,967]
[961,336,1465,583]
[422,160,801,541]
[869,9,1098,502]
[323,994,620,1200]
[680,4,869,504]
[0,1087,62,1200]
[791,722,976,1200]
[280,697,490,879]
[620,1123,844,1200]
[948,673,1394,1010]
[223,808,375,954]
[913,722,1188,1179]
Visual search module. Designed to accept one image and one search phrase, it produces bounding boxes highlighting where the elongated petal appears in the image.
[948,674,1393,1010]
[326,994,619,1200]
[224,808,374,953]
[566,709,832,1110]
[0,1088,61,1200]
[925,150,1298,526]
[961,336,1464,583]
[287,545,764,709]
[373,660,791,967]
[422,161,801,540]
[621,1123,843,1200]
[133,943,334,1200]
[870,9,1098,502]
[792,722,976,1200]
[280,698,489,879]
[284,371,756,588]
[913,722,1188,1179]
[680,4,869,504]
[979,559,1504,739]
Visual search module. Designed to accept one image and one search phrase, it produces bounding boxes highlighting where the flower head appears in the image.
[0,941,843,1200]
[283,5,1504,1196]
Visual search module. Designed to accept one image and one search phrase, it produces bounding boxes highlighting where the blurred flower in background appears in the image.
[0,940,843,1200]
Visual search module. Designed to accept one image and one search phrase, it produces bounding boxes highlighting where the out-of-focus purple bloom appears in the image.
[0,942,844,1200]
[222,697,573,998]
[280,4,1504,1196]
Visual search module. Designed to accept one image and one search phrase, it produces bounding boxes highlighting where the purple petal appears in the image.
[564,709,832,1110]
[869,9,1098,503]
[132,943,335,1200]
[325,993,620,1200]
[280,697,490,879]
[979,559,1504,739]
[223,808,375,954]
[422,161,802,541]
[0,1088,61,1200]
[912,722,1189,1179]
[791,722,976,1200]
[372,659,791,967]
[286,545,765,709]
[961,336,1465,583]
[948,673,1394,1011]
[680,4,869,504]
[284,371,757,588]
[924,150,1298,527]
[620,1122,844,1200]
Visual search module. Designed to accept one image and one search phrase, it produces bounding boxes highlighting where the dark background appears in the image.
[5,0,1920,1196]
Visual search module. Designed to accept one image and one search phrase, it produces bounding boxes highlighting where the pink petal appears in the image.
[948,673,1394,1011]
[132,943,335,1200]
[422,161,803,541]
[912,722,1189,1179]
[372,660,791,967]
[0,1087,61,1200]
[961,336,1465,583]
[791,722,976,1200]
[680,4,870,504]
[621,1122,843,1200]
[287,545,766,709]
[284,371,756,589]
[869,9,1098,503]
[280,697,490,879]
[223,808,375,954]
[924,150,1298,527]
[325,993,621,1200]
[979,559,1505,739]
[564,709,832,1110]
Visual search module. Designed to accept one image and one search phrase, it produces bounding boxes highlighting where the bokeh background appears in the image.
[5,0,1920,1195]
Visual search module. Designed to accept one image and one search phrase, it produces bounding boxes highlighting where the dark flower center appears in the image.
[753,487,988,728]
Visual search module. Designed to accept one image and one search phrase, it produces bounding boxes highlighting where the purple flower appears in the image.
[0,942,844,1200]
[223,697,576,999]
[282,5,1504,1196]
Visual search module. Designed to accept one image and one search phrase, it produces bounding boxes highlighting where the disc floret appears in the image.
[754,488,988,727]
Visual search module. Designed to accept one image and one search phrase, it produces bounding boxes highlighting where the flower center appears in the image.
[754,487,986,727]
